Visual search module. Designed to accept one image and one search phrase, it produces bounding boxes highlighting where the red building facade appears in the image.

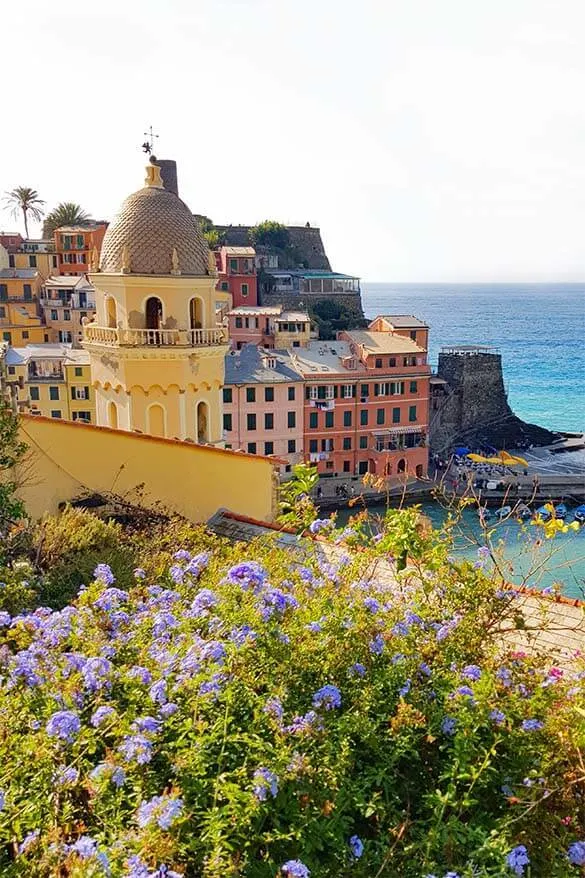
[216,246,258,307]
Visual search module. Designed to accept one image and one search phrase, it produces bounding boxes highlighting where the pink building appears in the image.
[223,345,304,474]
[227,305,312,350]
[216,246,258,307]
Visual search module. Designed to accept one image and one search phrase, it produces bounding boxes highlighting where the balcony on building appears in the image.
[266,270,360,295]
[372,427,428,452]
[82,324,228,349]
[28,360,65,382]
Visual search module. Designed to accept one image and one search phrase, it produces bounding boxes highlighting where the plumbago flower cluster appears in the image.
[0,528,584,878]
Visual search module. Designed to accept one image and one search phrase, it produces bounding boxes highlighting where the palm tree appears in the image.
[3,187,45,238]
[43,203,93,238]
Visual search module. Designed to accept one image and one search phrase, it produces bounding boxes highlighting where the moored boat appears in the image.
[495,506,511,519]
[535,505,552,521]
[555,503,568,520]
[573,504,585,524]
[516,503,532,520]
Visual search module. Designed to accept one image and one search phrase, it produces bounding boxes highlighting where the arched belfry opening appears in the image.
[146,297,163,330]
[108,401,118,429]
[189,297,204,330]
[196,401,209,443]
[106,297,117,329]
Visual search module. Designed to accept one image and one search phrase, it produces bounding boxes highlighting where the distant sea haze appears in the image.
[361,283,585,434]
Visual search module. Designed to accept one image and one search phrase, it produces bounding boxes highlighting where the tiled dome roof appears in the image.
[100,184,210,276]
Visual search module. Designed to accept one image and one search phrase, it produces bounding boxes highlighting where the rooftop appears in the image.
[345,330,425,355]
[277,311,311,322]
[224,345,303,385]
[0,268,39,279]
[228,306,283,317]
[6,344,90,366]
[288,340,361,376]
[268,269,358,280]
[57,224,107,233]
[221,246,255,257]
[44,276,94,290]
[373,315,429,328]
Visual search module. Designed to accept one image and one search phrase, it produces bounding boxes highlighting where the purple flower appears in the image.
[94,587,128,611]
[149,679,168,705]
[436,615,460,641]
[257,588,298,620]
[91,705,116,728]
[281,860,310,878]
[285,710,323,735]
[0,611,11,627]
[90,762,126,787]
[159,702,178,718]
[521,719,543,732]
[18,829,39,854]
[490,709,506,725]
[132,715,161,734]
[118,733,153,764]
[418,662,432,676]
[264,696,284,720]
[199,673,225,698]
[312,684,341,710]
[253,767,279,800]
[152,611,178,638]
[441,716,457,736]
[137,793,183,830]
[191,589,218,616]
[55,765,79,786]
[349,662,366,677]
[70,835,97,859]
[568,842,585,866]
[399,679,411,697]
[200,640,226,664]
[363,597,380,614]
[133,568,146,580]
[506,845,530,875]
[306,621,322,633]
[349,835,364,859]
[0,790,4,810]
[229,625,257,647]
[496,666,512,687]
[308,518,334,534]
[46,710,80,743]
[456,686,474,698]
[127,665,152,685]
[226,561,268,590]
[94,563,115,585]
[185,552,210,577]
[173,549,191,562]
[462,664,481,681]
[369,634,384,655]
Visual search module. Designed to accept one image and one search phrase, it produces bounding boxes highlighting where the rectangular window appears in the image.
[58,331,72,343]
[340,384,354,399]
[264,386,274,402]
[410,380,418,393]
[410,330,417,341]
[392,407,401,423]
[223,387,232,403]
[30,387,39,400]
[321,438,334,452]
[247,413,257,430]
[287,411,296,428]
[409,405,417,422]
[71,386,89,400]
[264,412,274,430]
[308,386,318,400]
[359,435,368,449]
[376,408,385,425]
[389,357,396,367]
[223,413,232,432]
[0,284,7,301]
[75,366,83,377]
[63,309,71,321]
[360,409,368,426]
[50,309,58,321]
[22,331,29,339]
[72,411,91,422]
[309,439,318,453]
[288,439,296,453]
[309,412,318,429]
[288,386,295,401]
[246,387,255,403]
[51,410,61,419]
[241,283,249,297]
[230,258,238,272]
[235,317,243,328]
[375,358,382,368]
[2,332,12,343]
[247,442,257,454]
[343,437,351,450]
[0,306,4,318]
[29,255,37,268]
[325,411,334,428]
[343,410,352,427]
[23,284,32,300]
[49,386,59,400]
[264,441,274,455]
[7,366,15,375]
[361,384,369,397]
[220,281,229,291]
[343,460,351,472]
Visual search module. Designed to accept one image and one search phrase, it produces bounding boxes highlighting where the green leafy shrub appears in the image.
[0,514,583,877]
[0,560,37,614]
[34,505,136,608]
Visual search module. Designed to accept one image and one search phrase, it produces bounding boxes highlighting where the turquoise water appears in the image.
[341,501,585,599]
[362,283,585,433]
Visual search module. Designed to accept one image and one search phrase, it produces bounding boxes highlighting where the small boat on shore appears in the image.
[556,503,568,520]
[516,504,532,520]
[535,505,552,521]
[495,506,511,519]
[573,505,585,524]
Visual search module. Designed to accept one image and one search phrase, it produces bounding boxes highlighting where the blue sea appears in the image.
[362,283,585,433]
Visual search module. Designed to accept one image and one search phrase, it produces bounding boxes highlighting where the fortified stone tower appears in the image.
[83,158,230,443]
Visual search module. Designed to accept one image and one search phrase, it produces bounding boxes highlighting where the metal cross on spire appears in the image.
[141,125,159,155]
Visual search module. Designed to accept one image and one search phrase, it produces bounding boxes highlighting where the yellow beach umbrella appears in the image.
[466,453,491,463]
[499,451,529,467]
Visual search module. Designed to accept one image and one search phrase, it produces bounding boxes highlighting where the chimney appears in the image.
[153,159,179,196]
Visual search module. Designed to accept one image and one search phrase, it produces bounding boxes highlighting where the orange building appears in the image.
[0,268,52,346]
[216,246,258,307]
[54,223,108,276]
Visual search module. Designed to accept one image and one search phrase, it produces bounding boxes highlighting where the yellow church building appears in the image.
[84,158,230,442]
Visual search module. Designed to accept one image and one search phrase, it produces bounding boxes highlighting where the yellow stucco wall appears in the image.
[15,414,278,523]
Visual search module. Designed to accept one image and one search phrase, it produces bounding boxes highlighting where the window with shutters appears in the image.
[288,440,296,453]
[360,410,368,426]
[223,388,232,403]
[288,386,295,401]
[309,439,318,453]
[343,411,352,427]
[264,413,274,430]
[325,411,334,428]
[264,386,274,402]
[409,405,417,422]
[410,380,418,393]
[247,442,257,454]
[393,407,401,423]
[343,437,351,450]
[376,408,385,425]
[264,441,274,455]
[49,387,59,400]
[309,412,318,428]
[247,413,257,430]
[287,411,296,428]
[223,413,232,431]
[246,387,255,403]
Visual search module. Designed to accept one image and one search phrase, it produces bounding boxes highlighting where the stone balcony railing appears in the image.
[82,325,228,348]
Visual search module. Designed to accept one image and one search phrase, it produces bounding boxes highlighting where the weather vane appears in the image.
[141,125,159,155]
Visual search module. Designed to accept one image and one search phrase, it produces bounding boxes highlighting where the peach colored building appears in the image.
[227,305,312,350]
[290,318,430,479]
[54,223,108,276]
[223,345,304,473]
[41,276,96,345]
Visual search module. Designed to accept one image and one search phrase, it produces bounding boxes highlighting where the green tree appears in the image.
[2,187,45,238]
[43,202,92,237]
[0,400,26,553]
[250,220,290,251]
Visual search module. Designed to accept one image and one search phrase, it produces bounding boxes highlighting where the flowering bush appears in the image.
[0,519,583,877]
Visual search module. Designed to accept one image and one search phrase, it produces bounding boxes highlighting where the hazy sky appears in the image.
[1,0,583,281]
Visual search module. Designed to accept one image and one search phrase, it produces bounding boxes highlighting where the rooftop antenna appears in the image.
[141,125,159,155]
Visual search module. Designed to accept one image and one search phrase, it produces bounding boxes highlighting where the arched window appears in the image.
[398,458,407,474]
[189,297,204,329]
[106,297,117,329]
[147,404,166,437]
[107,401,118,429]
[145,297,163,330]
[416,463,424,478]
[196,400,209,443]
